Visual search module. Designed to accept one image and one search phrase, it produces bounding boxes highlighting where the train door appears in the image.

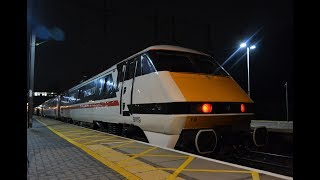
[119,58,137,121]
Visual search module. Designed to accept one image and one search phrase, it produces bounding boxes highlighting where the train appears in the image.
[38,45,267,154]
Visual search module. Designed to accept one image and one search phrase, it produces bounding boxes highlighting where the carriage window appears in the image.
[83,82,96,97]
[61,93,69,105]
[105,74,116,98]
[77,89,83,102]
[78,81,98,102]
[97,77,106,96]
[69,90,78,104]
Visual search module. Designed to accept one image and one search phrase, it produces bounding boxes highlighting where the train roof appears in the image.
[119,45,210,64]
[67,45,211,92]
[141,45,210,56]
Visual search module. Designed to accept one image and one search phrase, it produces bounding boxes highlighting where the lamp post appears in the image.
[28,32,36,128]
[240,43,256,97]
[28,35,48,128]
[27,26,64,128]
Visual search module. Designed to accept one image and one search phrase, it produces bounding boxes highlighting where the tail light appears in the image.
[201,103,212,113]
[240,103,246,113]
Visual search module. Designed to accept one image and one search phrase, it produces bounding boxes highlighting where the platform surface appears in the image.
[28,117,292,180]
[27,119,125,180]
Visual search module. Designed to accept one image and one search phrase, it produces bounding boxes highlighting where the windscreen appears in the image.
[148,50,229,76]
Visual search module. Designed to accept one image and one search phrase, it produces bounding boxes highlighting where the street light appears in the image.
[27,26,64,128]
[35,40,49,46]
[240,42,256,97]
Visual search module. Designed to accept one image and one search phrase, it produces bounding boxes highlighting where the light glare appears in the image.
[240,43,247,48]
[250,45,256,49]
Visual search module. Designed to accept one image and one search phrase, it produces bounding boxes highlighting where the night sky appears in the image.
[28,0,293,120]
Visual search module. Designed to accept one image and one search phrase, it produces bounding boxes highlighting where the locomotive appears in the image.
[39,45,267,154]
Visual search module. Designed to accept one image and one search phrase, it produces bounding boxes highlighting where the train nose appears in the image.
[252,126,268,146]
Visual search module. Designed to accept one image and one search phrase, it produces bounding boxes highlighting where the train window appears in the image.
[141,54,156,75]
[69,91,78,104]
[77,89,83,102]
[105,74,116,98]
[97,77,106,97]
[94,74,116,100]
[82,86,95,98]
[78,81,98,103]
[154,54,194,72]
[61,93,69,105]
[149,50,229,76]
[124,59,136,81]
[193,55,227,75]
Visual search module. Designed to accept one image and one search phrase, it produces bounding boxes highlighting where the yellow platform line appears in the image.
[55,129,91,133]
[118,147,157,164]
[116,145,152,149]
[82,136,118,145]
[74,136,112,142]
[109,141,135,148]
[168,156,194,180]
[159,168,260,180]
[50,128,88,132]
[61,130,93,134]
[62,133,94,139]
[62,130,92,133]
[251,171,260,180]
[126,154,188,158]
[72,134,108,140]
[64,133,94,138]
[52,127,79,130]
[84,141,135,163]
[84,139,131,146]
[48,126,74,131]
[160,168,252,173]
[36,119,140,180]
[40,126,75,131]
[51,128,74,131]
[96,141,134,155]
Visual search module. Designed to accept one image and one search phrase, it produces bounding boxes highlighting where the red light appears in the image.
[201,103,212,113]
[241,104,246,113]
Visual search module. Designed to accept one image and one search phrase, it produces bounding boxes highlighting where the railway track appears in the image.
[221,149,293,177]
